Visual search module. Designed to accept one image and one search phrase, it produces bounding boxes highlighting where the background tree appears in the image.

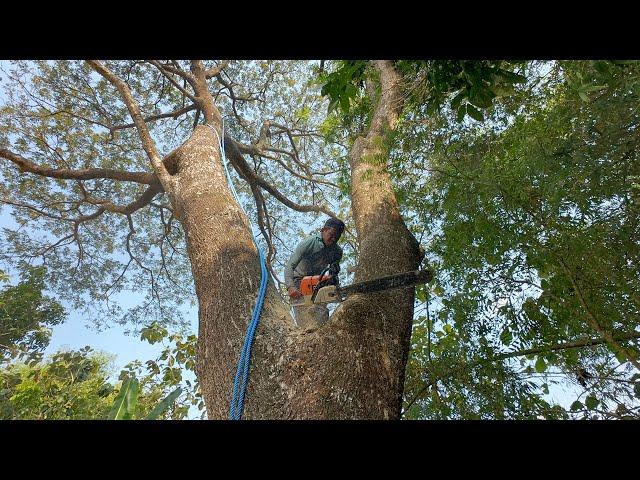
[398,60,640,419]
[0,270,199,419]
[0,266,64,363]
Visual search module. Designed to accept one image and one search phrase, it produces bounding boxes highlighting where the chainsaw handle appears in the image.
[310,265,331,303]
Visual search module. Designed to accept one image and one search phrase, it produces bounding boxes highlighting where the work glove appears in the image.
[288,286,303,299]
[329,263,340,276]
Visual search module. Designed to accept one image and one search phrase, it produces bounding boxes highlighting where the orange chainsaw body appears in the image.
[299,274,331,296]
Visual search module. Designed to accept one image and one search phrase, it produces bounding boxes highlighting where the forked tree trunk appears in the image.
[172,61,421,419]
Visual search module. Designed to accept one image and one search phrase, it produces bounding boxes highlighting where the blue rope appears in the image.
[206,122,268,420]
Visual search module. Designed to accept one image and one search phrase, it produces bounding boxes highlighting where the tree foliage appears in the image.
[398,60,640,419]
[0,269,201,419]
[0,266,65,363]
[0,60,348,327]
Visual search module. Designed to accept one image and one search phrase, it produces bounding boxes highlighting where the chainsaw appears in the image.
[290,268,433,307]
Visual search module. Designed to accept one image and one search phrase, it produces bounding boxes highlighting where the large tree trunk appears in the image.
[173,61,421,419]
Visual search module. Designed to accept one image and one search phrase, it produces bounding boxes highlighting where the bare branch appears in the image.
[110,104,197,132]
[227,131,339,189]
[1,198,69,222]
[82,183,163,215]
[0,148,159,185]
[36,233,76,257]
[214,72,259,102]
[31,106,113,132]
[205,60,230,79]
[249,182,275,262]
[86,60,172,188]
[224,135,339,219]
[124,214,160,308]
[151,61,196,84]
[147,60,198,103]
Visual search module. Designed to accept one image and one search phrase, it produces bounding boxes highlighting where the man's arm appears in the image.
[328,246,343,276]
[284,237,312,289]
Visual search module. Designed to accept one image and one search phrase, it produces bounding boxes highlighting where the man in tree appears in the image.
[0,60,442,418]
[285,218,344,329]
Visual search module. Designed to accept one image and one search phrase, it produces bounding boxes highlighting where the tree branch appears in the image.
[150,61,195,84]
[110,104,198,132]
[205,60,230,79]
[402,331,640,415]
[86,60,172,189]
[81,183,163,215]
[0,148,160,185]
[248,182,276,269]
[147,60,198,103]
[224,135,339,219]
[558,257,640,372]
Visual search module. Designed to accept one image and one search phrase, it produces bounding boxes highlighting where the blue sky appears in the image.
[0,205,198,374]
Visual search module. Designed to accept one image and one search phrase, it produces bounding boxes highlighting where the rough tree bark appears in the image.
[1,60,423,419]
[182,60,422,419]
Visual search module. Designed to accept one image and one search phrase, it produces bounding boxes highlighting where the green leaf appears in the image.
[466,105,484,122]
[340,96,350,114]
[593,61,610,74]
[144,387,183,420]
[578,91,590,102]
[580,84,607,93]
[108,377,139,420]
[585,395,599,410]
[496,70,526,84]
[611,60,638,66]
[140,322,168,345]
[614,350,627,363]
[500,328,512,346]
[450,90,466,110]
[534,357,547,373]
[570,400,583,411]
[633,382,640,398]
[469,84,494,109]
[456,105,466,122]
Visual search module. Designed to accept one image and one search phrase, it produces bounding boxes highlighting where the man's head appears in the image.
[321,218,345,246]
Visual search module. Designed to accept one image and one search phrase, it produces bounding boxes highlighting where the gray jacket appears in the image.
[284,233,343,289]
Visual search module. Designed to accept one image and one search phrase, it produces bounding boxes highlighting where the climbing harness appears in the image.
[206,121,268,420]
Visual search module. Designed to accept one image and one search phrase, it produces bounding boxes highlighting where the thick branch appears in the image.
[0,148,159,185]
[82,183,163,215]
[190,60,221,125]
[205,60,231,79]
[369,60,404,136]
[87,61,172,189]
[248,181,276,269]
